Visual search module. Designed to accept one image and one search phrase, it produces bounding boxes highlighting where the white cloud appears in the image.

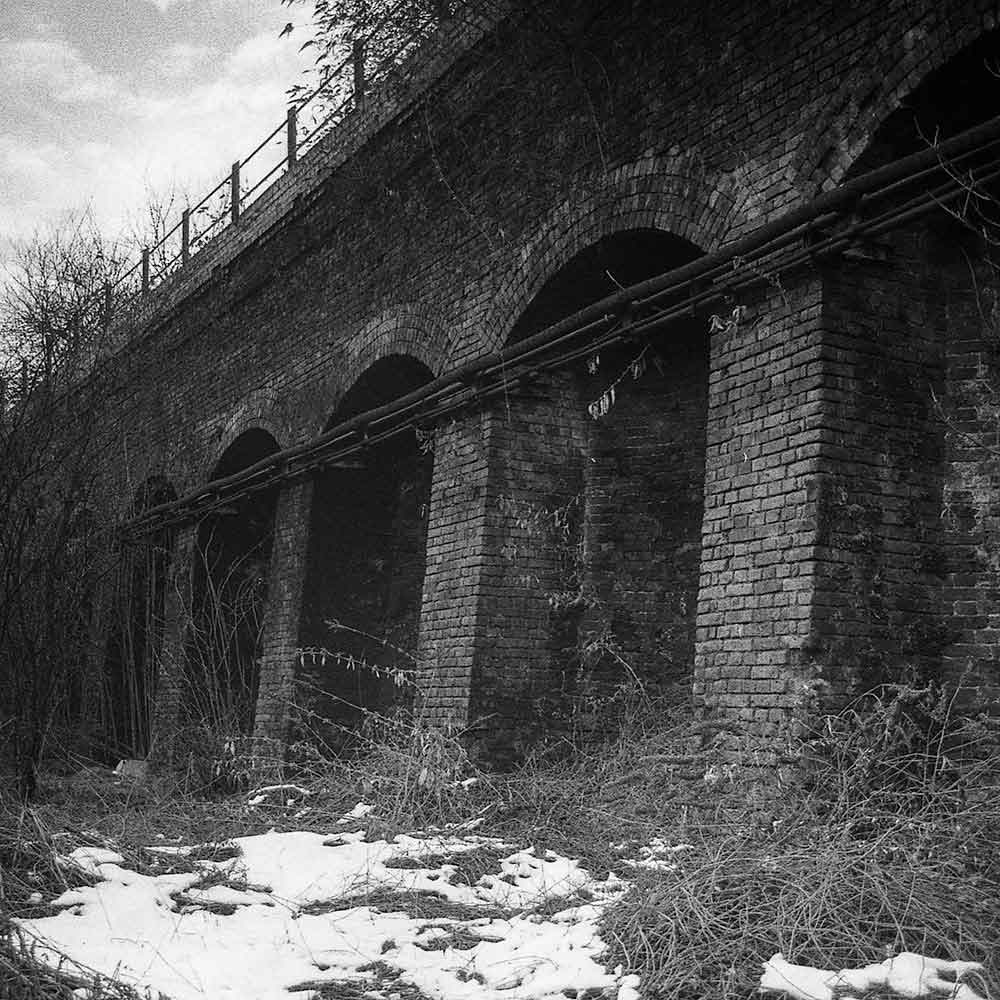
[0,37,125,109]
[127,29,312,195]
[160,42,219,79]
[0,27,314,249]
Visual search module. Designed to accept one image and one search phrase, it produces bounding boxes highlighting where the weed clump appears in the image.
[1,682,997,1000]
[601,684,1000,1000]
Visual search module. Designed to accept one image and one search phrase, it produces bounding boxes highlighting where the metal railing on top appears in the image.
[93,0,457,327]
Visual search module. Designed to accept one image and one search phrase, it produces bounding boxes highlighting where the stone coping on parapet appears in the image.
[102,3,507,357]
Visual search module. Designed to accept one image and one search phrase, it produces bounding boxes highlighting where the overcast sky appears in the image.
[0,0,316,259]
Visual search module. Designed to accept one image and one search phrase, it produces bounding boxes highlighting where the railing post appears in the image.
[141,248,150,295]
[353,38,367,113]
[181,209,191,264]
[230,161,241,225]
[287,106,298,171]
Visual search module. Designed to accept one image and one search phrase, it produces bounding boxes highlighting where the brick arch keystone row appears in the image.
[480,153,751,352]
[792,2,999,194]
[306,304,451,437]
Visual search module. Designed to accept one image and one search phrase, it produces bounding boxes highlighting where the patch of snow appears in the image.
[761,954,840,1000]
[65,846,125,870]
[761,952,985,1000]
[20,826,636,1000]
[612,838,693,871]
[336,800,374,823]
[617,972,642,1000]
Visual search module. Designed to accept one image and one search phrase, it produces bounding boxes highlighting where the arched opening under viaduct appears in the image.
[299,355,435,747]
[811,28,1000,703]
[102,477,176,760]
[851,29,1000,176]
[187,429,279,734]
[478,228,708,750]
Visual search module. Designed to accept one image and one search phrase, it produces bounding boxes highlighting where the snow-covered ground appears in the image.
[16,802,988,1000]
[17,806,638,1000]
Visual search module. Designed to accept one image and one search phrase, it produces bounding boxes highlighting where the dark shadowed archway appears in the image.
[812,29,1000,703]
[188,429,280,734]
[478,228,708,749]
[299,355,435,746]
[851,28,1000,176]
[101,477,177,759]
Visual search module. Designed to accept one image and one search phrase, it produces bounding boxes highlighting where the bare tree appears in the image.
[0,212,125,797]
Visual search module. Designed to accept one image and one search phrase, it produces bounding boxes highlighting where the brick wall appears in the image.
[416,413,493,729]
[150,524,196,758]
[77,0,1000,754]
[254,481,312,741]
[579,325,709,696]
[935,224,1000,702]
[810,225,947,698]
[472,376,588,756]
[695,279,827,736]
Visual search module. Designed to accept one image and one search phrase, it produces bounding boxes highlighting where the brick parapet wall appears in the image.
[101,5,506,355]
[97,0,1000,372]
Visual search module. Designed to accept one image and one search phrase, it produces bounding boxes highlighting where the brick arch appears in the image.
[792,5,997,194]
[309,304,447,436]
[204,396,285,483]
[479,154,746,352]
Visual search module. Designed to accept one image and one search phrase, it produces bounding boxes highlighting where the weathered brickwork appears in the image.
[84,0,1000,756]
[254,481,313,738]
[809,226,947,698]
[694,280,827,734]
[580,328,709,694]
[416,413,493,729]
[472,379,588,754]
[150,524,197,756]
[932,231,1000,702]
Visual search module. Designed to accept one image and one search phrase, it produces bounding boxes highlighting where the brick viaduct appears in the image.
[92,0,1000,760]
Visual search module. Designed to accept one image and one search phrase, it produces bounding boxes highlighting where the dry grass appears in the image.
[2,683,998,1000]
[602,686,1000,999]
[0,917,152,1000]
